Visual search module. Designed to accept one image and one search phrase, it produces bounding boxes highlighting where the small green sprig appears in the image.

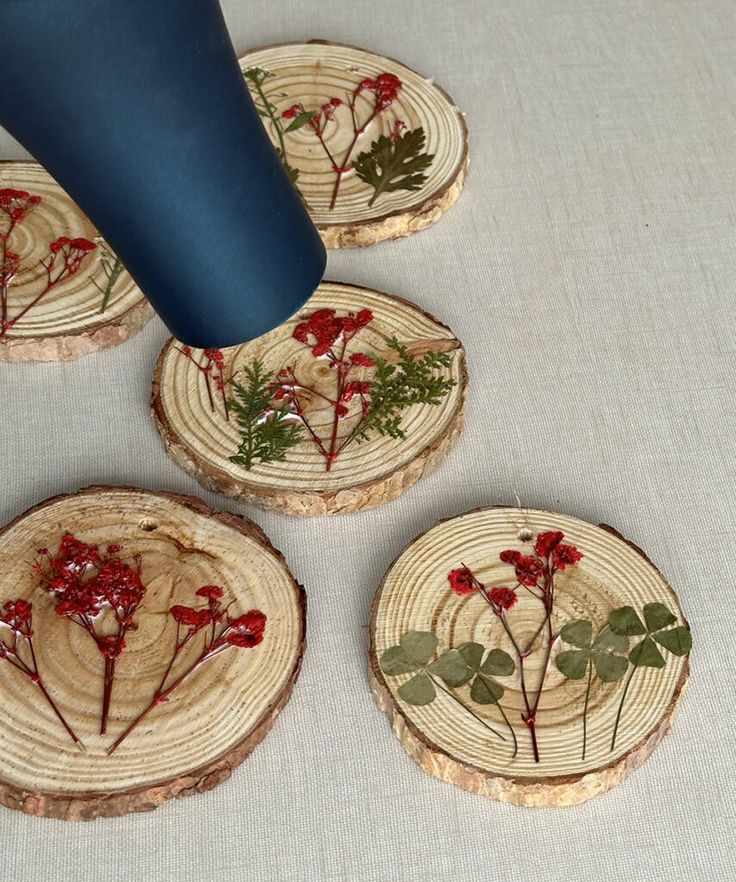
[355,339,455,442]
[244,67,302,191]
[92,238,124,313]
[228,362,303,471]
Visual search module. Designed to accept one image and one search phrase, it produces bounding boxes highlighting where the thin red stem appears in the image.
[329,105,379,210]
[107,624,228,755]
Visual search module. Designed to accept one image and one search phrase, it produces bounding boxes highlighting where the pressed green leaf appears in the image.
[229,361,304,470]
[629,636,665,668]
[643,602,676,632]
[284,111,316,133]
[353,127,435,207]
[470,673,504,704]
[559,619,593,649]
[397,671,436,706]
[556,649,589,680]
[428,650,472,687]
[653,626,692,656]
[592,624,629,653]
[609,606,647,636]
[354,339,455,445]
[592,651,629,682]
[456,641,484,671]
[379,645,418,676]
[480,648,516,677]
[399,631,438,666]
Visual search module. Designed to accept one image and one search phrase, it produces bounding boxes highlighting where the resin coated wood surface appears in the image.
[239,40,468,247]
[0,487,305,819]
[370,507,690,807]
[0,163,152,362]
[152,282,467,516]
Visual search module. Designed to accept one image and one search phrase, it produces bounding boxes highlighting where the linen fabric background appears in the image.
[1,1,734,879]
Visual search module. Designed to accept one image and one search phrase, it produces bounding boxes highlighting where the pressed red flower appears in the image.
[335,403,349,418]
[227,609,267,647]
[343,380,371,401]
[281,103,302,119]
[49,236,70,253]
[500,549,543,586]
[0,599,34,635]
[350,352,375,368]
[448,566,477,596]
[196,585,225,601]
[170,605,214,632]
[35,535,147,734]
[203,348,225,367]
[488,586,518,612]
[535,531,564,558]
[330,97,342,107]
[552,543,583,570]
[69,237,96,252]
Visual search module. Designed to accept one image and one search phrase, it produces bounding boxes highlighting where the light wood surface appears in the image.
[370,507,690,806]
[152,281,467,516]
[239,40,468,247]
[0,486,305,820]
[0,162,152,362]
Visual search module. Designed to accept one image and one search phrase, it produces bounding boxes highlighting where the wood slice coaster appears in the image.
[239,40,468,248]
[0,162,153,362]
[0,486,305,820]
[370,507,691,807]
[152,281,467,516]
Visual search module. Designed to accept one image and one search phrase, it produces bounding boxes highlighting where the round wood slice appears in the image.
[370,507,691,807]
[152,281,467,516]
[0,162,153,362]
[0,486,305,820]
[239,40,468,248]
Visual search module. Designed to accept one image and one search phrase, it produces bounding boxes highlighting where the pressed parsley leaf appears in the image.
[229,361,303,470]
[353,127,434,206]
[355,338,455,442]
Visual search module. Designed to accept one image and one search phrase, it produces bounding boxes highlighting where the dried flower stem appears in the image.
[430,673,506,742]
[178,346,230,420]
[0,600,83,749]
[108,588,266,754]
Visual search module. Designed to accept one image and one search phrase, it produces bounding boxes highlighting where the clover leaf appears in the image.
[378,632,511,748]
[455,642,515,705]
[609,603,691,668]
[608,603,691,752]
[557,620,629,683]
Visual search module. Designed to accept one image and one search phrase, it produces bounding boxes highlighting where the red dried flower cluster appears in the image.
[446,529,583,763]
[1,187,97,337]
[0,599,33,637]
[179,345,230,419]
[0,596,81,745]
[447,565,519,612]
[34,535,146,734]
[293,307,373,358]
[0,188,41,223]
[108,585,267,754]
[269,307,376,470]
[279,71,403,209]
[356,72,402,110]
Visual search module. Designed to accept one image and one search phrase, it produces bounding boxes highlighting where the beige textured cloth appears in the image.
[1,1,734,879]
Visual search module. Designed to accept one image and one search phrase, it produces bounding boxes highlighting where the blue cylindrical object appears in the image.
[0,0,326,347]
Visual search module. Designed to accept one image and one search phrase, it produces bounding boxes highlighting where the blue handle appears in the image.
[0,0,326,347]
